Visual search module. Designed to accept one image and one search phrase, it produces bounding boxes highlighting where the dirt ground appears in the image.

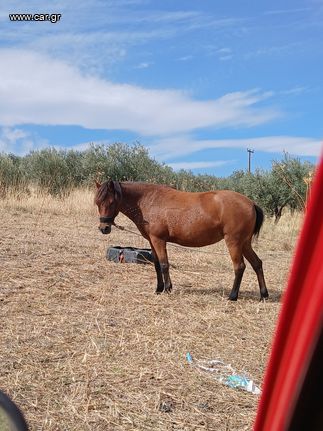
[0,190,302,430]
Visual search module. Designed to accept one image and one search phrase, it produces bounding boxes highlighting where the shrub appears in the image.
[0,153,28,198]
[21,148,73,197]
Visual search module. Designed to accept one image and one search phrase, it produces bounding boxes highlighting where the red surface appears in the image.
[253,157,323,431]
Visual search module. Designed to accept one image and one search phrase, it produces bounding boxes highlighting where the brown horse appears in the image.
[95,180,268,301]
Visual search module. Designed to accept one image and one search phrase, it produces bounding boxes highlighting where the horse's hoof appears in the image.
[228,295,238,301]
[260,291,269,300]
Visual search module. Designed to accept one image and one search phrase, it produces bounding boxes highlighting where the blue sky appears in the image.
[0,0,322,176]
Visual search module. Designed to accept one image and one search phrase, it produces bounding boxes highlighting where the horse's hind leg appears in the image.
[225,238,246,301]
[149,237,172,294]
[243,242,268,300]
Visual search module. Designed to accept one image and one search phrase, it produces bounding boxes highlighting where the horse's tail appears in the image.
[253,204,264,238]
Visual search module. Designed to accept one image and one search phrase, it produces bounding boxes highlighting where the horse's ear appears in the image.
[108,180,114,191]
[113,181,122,200]
[95,181,101,189]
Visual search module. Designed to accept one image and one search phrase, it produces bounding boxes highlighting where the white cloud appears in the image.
[0,127,48,155]
[150,136,322,160]
[177,55,193,61]
[217,47,233,61]
[134,62,153,69]
[168,160,234,171]
[279,86,309,96]
[244,42,302,59]
[263,8,311,16]
[0,49,280,136]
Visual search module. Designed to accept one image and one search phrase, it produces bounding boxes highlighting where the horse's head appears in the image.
[95,180,122,234]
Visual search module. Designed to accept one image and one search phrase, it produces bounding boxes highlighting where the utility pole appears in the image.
[247,148,254,173]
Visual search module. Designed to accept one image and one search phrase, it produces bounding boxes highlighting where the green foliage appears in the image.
[216,154,314,219]
[271,153,310,211]
[0,153,28,197]
[82,142,175,184]
[174,171,218,192]
[21,148,75,196]
[0,143,315,221]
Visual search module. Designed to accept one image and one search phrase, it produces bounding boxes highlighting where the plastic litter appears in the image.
[186,352,261,395]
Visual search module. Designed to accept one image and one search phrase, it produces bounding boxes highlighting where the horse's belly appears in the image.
[168,224,223,247]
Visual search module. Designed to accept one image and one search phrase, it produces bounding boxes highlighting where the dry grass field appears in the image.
[0,189,303,430]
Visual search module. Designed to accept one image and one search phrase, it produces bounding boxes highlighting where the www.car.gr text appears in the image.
[9,13,62,23]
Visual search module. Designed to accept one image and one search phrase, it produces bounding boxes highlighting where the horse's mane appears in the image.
[128,181,175,190]
[95,181,110,205]
[95,180,175,205]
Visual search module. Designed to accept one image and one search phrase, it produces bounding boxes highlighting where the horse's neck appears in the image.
[119,183,144,223]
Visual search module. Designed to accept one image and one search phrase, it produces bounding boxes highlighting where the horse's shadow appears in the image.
[174,283,282,303]
[175,285,223,296]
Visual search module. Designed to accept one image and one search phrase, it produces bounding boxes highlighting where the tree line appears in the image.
[0,143,315,221]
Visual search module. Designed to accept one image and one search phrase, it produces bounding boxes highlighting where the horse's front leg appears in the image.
[151,248,164,293]
[150,237,172,294]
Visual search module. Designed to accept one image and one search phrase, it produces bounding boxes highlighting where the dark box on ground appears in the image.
[107,246,154,264]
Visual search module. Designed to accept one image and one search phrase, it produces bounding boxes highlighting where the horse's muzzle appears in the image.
[99,225,112,235]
